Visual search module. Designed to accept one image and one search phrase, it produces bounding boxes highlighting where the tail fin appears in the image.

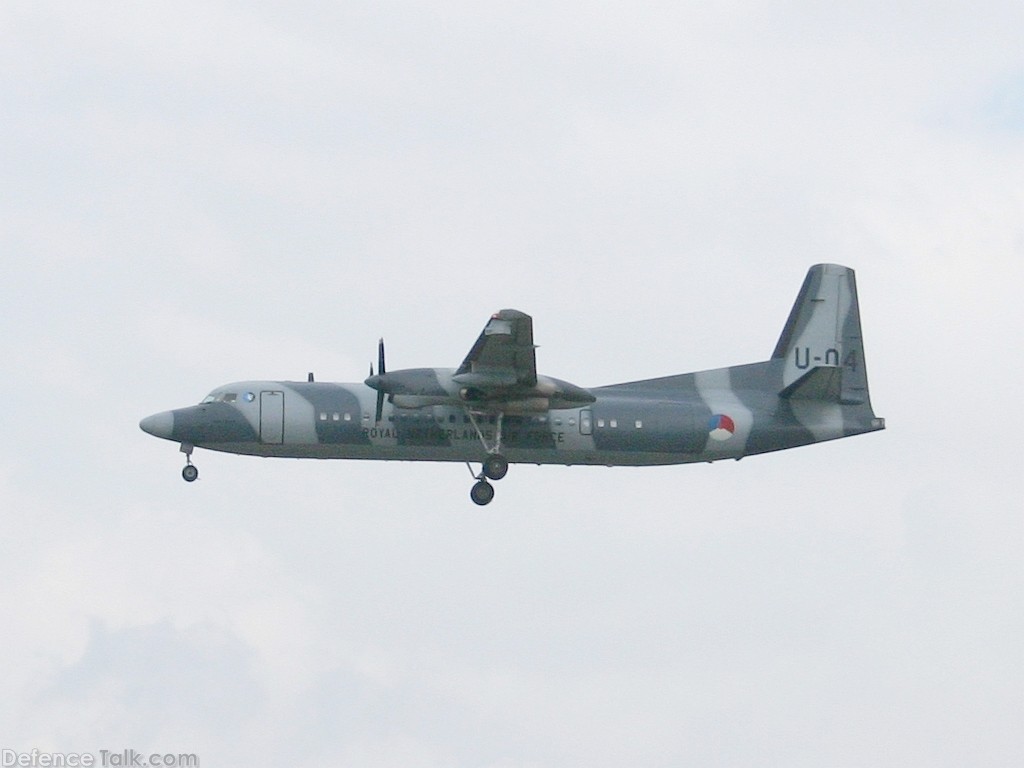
[773,264,871,406]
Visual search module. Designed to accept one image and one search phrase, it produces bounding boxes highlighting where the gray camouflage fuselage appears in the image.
[140,264,884,478]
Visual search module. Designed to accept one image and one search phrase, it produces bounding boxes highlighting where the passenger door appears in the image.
[260,390,284,443]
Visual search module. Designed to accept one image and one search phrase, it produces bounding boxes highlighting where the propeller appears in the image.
[374,338,386,422]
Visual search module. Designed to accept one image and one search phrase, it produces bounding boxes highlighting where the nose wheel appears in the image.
[180,443,198,482]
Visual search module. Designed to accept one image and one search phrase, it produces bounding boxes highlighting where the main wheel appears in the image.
[470,480,495,506]
[182,464,199,482]
[482,454,509,481]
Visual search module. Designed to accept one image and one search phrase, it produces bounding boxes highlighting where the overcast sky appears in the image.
[2,2,1023,766]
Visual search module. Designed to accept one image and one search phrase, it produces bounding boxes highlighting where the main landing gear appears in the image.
[467,456,508,506]
[465,411,509,506]
[180,443,198,483]
[469,473,496,505]
[482,453,508,480]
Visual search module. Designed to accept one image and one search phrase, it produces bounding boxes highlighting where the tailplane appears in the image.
[773,264,873,407]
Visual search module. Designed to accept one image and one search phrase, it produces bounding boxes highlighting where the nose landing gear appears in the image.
[180,443,198,482]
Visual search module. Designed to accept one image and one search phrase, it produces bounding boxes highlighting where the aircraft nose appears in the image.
[139,410,174,440]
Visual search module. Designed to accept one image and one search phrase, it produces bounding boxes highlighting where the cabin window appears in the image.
[319,412,327,421]
[597,418,605,428]
[332,413,340,421]
[344,413,352,422]
[635,420,643,429]
[610,419,618,428]
[568,418,576,427]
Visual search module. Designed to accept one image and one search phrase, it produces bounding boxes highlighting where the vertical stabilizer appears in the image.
[773,264,871,405]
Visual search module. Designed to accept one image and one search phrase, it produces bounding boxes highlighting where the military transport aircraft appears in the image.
[140,264,884,505]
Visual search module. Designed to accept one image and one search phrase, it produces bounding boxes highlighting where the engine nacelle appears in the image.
[483,397,550,414]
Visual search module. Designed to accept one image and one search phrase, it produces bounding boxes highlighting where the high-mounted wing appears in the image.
[364,308,590,411]
[453,309,537,390]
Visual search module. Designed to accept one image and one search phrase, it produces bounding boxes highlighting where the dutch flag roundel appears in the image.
[707,414,735,441]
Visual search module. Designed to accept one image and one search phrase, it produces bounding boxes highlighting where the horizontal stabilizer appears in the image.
[779,365,842,401]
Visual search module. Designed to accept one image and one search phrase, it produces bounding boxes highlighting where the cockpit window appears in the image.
[201,392,239,404]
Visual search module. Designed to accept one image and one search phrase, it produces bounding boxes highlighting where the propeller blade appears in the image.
[373,338,386,422]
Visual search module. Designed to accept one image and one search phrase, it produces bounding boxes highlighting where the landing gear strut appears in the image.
[464,410,509,505]
[180,443,198,482]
